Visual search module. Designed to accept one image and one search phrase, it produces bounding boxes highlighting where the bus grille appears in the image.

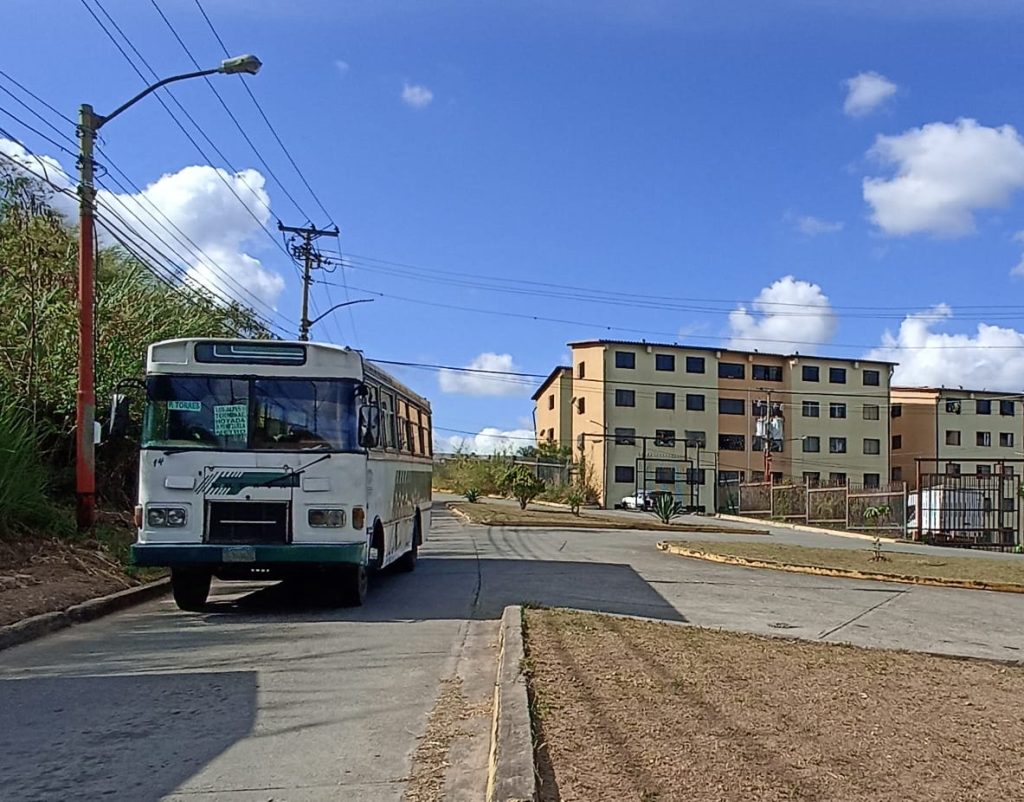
[207,501,290,545]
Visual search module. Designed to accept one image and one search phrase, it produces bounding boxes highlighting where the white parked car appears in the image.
[620,490,665,510]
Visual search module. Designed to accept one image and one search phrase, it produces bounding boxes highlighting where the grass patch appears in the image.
[660,539,1024,589]
[525,607,1024,802]
[448,500,767,535]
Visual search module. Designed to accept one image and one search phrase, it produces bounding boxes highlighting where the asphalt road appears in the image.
[2,506,1024,800]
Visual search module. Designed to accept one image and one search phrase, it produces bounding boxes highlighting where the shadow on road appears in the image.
[0,671,257,802]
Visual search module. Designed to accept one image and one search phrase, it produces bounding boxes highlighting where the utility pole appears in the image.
[75,103,99,531]
[278,222,339,341]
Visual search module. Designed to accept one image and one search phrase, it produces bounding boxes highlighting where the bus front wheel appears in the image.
[171,568,211,612]
[339,564,368,607]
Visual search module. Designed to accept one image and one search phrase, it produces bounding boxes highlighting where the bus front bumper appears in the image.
[132,542,367,567]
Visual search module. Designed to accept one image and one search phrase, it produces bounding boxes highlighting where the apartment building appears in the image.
[890,387,1024,486]
[534,339,894,508]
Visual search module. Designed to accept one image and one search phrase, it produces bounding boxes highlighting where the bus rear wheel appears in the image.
[396,516,420,573]
[170,568,211,612]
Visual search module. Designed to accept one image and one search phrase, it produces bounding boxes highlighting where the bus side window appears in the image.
[420,412,431,457]
[397,398,410,452]
[407,406,420,455]
[381,392,397,449]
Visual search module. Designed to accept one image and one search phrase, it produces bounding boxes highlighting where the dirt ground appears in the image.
[448,501,767,535]
[524,608,1024,802]
[660,539,1024,588]
[0,521,152,627]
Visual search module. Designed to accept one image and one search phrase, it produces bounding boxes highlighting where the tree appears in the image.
[500,465,546,510]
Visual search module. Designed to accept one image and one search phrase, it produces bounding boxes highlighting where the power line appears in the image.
[193,0,336,224]
[0,69,76,125]
[0,104,77,157]
[148,0,312,222]
[0,83,77,149]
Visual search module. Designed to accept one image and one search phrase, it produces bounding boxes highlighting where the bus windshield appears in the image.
[142,375,360,452]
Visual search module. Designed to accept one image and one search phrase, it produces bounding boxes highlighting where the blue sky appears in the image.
[5,0,1024,450]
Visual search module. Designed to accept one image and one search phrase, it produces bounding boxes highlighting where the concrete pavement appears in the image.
[2,506,1023,800]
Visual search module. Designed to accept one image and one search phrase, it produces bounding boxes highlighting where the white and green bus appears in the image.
[128,338,432,610]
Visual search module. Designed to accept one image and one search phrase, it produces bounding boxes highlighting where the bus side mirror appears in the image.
[109,393,130,439]
[358,405,380,448]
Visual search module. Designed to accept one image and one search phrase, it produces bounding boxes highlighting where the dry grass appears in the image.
[659,539,1024,590]
[524,608,1024,802]
[448,501,767,535]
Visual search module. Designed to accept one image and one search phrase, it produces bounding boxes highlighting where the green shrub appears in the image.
[650,493,684,525]
[500,465,546,510]
[464,488,480,503]
[0,403,55,534]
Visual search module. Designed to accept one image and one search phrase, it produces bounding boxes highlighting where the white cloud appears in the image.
[334,60,350,76]
[0,138,286,309]
[439,427,535,455]
[863,118,1024,237]
[866,304,1024,391]
[438,353,530,397]
[1010,230,1024,277]
[401,82,434,109]
[728,275,837,354]
[843,71,898,117]
[792,214,844,236]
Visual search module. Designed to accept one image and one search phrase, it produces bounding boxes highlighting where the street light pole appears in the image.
[74,55,261,530]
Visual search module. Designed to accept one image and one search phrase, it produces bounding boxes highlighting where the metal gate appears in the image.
[914,473,1021,550]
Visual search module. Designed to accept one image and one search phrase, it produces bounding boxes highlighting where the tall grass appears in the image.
[0,403,54,535]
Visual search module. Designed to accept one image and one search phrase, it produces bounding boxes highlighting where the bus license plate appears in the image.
[222,546,256,563]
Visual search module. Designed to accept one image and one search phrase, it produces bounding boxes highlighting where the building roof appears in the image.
[531,365,572,401]
[567,338,898,366]
[892,385,1024,397]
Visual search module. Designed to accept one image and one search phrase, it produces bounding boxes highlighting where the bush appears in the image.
[650,493,684,525]
[0,403,56,534]
[500,465,546,510]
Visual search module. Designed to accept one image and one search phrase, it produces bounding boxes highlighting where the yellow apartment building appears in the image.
[890,387,1024,487]
[534,339,894,508]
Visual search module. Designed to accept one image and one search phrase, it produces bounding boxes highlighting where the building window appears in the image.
[946,463,961,476]
[863,369,881,386]
[751,400,766,417]
[614,389,634,407]
[945,399,963,414]
[829,437,847,454]
[1000,400,1016,416]
[751,470,765,482]
[803,436,820,453]
[891,467,903,481]
[719,434,745,451]
[577,362,585,379]
[718,362,745,380]
[684,430,707,447]
[829,472,847,485]
[654,467,675,484]
[720,398,745,415]
[829,367,847,384]
[752,364,783,382]
[718,470,744,483]
[614,465,635,484]
[977,431,992,447]
[576,397,585,414]
[891,404,902,418]
[684,393,704,411]
[863,438,880,455]
[802,400,820,418]
[615,351,635,369]
[829,402,847,419]
[802,365,819,382]
[752,436,782,453]
[687,467,707,485]
[548,394,555,410]
[1005,465,1016,476]
[614,427,636,446]
[892,435,902,450]
[945,430,961,446]
[657,392,676,410]
[1000,432,1015,447]
[685,356,705,374]
[655,353,675,371]
[863,473,881,488]
[803,471,820,486]
[977,464,992,477]
[977,399,992,415]
[863,404,880,420]
[654,429,676,447]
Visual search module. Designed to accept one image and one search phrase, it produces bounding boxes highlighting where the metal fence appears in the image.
[914,472,1020,550]
[720,479,908,536]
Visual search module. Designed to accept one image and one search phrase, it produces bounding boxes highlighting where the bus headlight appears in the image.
[309,508,346,528]
[147,506,188,527]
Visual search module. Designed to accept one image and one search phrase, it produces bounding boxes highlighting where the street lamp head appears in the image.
[219,54,262,75]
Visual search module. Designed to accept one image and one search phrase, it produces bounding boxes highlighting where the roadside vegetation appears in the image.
[659,539,1024,590]
[524,607,1024,802]
[0,156,266,618]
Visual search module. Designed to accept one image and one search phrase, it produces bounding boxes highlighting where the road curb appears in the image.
[487,605,536,802]
[657,542,1024,595]
[716,513,898,543]
[0,578,171,653]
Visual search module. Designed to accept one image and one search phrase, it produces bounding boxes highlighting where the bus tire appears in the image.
[370,521,386,573]
[171,568,211,612]
[396,515,420,573]
[339,564,368,607]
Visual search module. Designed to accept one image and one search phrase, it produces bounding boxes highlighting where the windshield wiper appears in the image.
[249,453,333,488]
